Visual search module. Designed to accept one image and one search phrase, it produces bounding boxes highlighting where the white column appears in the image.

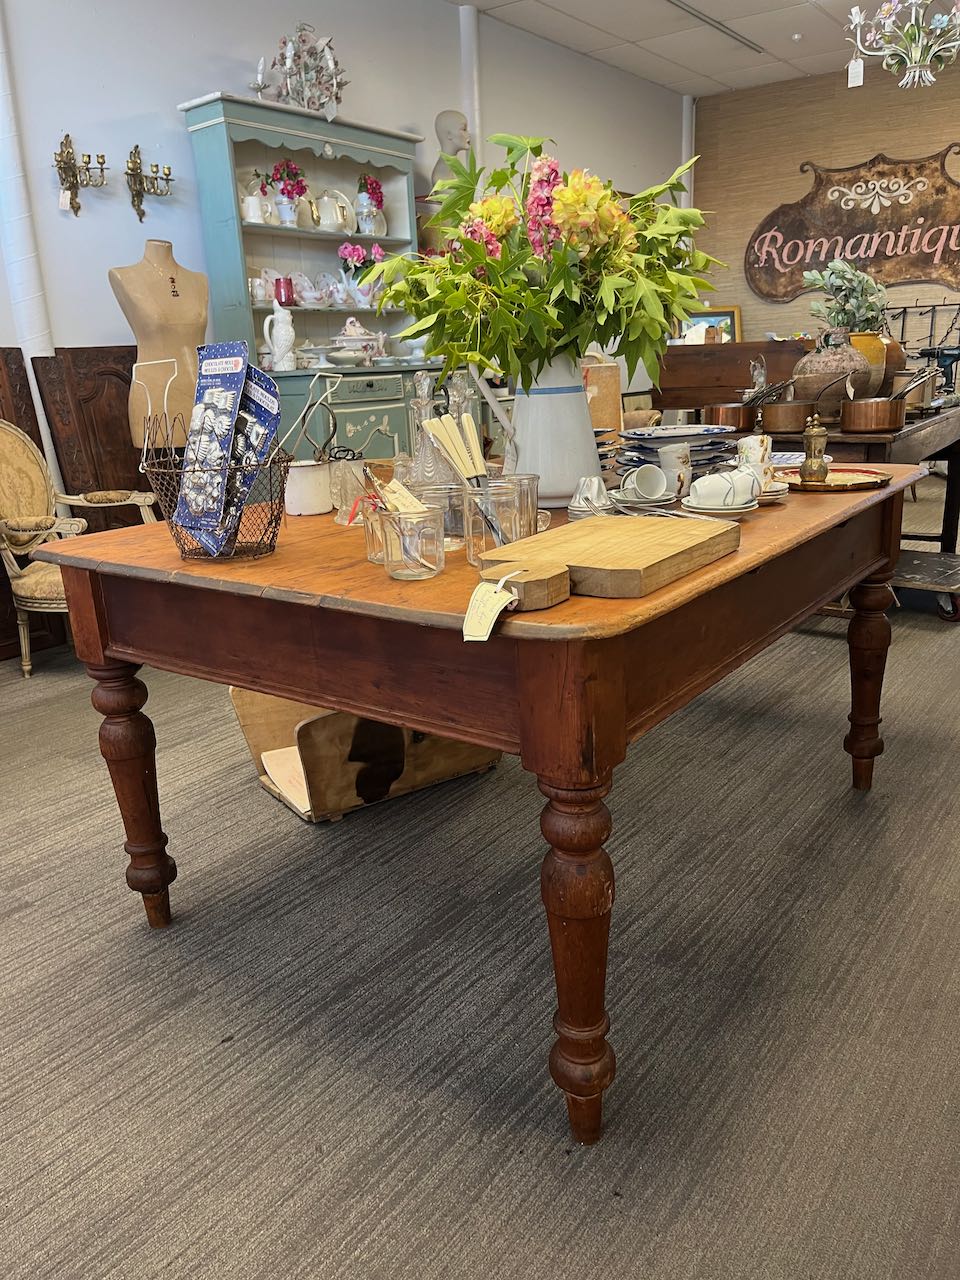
[680,94,696,209]
[459,4,482,166]
[0,0,66,496]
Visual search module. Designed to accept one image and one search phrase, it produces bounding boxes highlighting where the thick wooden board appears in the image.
[479,515,741,598]
[479,560,570,611]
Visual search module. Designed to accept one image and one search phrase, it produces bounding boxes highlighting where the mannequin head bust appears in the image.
[434,109,470,157]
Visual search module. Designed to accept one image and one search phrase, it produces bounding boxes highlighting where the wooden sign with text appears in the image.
[745,146,960,301]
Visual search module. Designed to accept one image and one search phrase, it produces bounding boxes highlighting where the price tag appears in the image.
[847,56,864,88]
[380,477,427,513]
[58,189,71,211]
[462,571,521,642]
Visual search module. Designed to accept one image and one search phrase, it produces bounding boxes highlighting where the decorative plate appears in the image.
[775,467,892,492]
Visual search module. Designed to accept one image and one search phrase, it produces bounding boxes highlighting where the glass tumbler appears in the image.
[479,467,539,538]
[408,482,466,551]
[363,508,385,563]
[380,506,445,580]
[463,480,522,568]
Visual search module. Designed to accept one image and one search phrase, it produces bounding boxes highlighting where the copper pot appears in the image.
[710,402,757,429]
[758,400,816,431]
[840,397,907,433]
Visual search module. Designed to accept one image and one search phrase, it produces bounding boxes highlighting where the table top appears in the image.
[37,466,921,641]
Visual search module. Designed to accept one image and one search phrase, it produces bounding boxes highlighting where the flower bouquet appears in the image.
[254,158,309,226]
[367,133,714,503]
[338,241,386,306]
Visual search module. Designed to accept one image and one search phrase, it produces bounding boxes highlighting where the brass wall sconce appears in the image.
[53,134,107,216]
[125,145,174,222]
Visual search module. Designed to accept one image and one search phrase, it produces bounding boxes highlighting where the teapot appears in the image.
[262,300,297,373]
[309,189,352,232]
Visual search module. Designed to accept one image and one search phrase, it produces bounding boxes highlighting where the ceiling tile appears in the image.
[693,0,798,14]
[638,26,777,73]
[727,4,847,58]
[486,0,619,51]
[786,48,853,74]
[589,42,695,83]
[808,0,855,19]
[544,0,699,41]
[661,74,732,97]
[713,59,804,88]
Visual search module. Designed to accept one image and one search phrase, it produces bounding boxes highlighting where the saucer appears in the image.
[612,489,675,507]
[756,483,788,506]
[680,497,758,518]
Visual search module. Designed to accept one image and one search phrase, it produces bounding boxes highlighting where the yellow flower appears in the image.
[468,195,518,238]
[552,170,631,249]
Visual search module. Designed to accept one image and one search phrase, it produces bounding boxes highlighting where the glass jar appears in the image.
[380,506,445,580]
[363,508,385,563]
[463,481,523,567]
[407,482,465,551]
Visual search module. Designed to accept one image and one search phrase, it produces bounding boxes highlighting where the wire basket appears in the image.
[141,415,291,560]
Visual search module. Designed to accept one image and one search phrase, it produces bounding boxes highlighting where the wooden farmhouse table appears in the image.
[37,465,921,1144]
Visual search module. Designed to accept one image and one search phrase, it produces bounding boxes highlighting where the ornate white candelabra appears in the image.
[847,3,960,89]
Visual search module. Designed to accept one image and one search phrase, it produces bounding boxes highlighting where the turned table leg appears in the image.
[87,661,176,927]
[844,572,894,791]
[538,774,616,1144]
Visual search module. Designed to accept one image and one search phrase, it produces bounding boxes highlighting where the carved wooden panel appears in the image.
[32,346,139,534]
[0,347,65,662]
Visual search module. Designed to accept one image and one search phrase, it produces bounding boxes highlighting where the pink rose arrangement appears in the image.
[254,158,308,201]
[338,241,385,271]
[358,174,384,210]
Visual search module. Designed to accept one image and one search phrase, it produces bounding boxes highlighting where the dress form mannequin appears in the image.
[109,240,209,447]
[430,109,471,191]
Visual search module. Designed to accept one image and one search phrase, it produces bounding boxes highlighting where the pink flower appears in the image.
[460,217,502,259]
[526,154,561,256]
[370,243,385,262]
[338,242,367,269]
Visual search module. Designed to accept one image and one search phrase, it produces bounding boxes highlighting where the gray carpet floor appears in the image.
[2,480,959,1279]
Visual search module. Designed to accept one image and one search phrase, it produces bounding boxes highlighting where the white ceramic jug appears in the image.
[263,300,296,373]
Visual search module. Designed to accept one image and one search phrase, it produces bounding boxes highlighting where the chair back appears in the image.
[0,419,55,521]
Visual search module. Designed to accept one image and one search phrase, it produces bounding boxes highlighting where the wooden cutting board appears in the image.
[479,515,740,598]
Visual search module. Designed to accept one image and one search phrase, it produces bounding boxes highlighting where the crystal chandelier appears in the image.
[847,3,960,88]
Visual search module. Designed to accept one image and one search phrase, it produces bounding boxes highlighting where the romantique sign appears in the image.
[745,146,960,301]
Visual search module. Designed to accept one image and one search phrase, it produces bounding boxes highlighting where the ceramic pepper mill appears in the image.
[800,412,829,484]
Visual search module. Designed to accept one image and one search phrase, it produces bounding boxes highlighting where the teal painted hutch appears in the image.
[178,92,427,458]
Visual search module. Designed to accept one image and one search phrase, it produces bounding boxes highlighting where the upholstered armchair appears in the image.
[0,419,156,676]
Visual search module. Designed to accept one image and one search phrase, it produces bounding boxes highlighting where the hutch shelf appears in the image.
[179,92,423,457]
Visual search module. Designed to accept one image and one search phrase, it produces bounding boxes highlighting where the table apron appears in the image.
[624,505,888,740]
[78,571,524,753]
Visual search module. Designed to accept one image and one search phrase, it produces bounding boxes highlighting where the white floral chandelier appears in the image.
[847,2,960,88]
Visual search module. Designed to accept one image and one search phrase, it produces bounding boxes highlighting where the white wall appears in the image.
[1,0,684,348]
[479,18,684,194]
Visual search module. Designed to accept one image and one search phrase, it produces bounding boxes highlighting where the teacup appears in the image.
[738,433,772,465]
[658,442,692,468]
[689,468,759,507]
[623,464,667,500]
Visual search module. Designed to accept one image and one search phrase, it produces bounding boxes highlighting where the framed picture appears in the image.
[679,305,743,343]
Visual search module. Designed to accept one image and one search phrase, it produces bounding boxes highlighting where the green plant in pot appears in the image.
[802,259,888,396]
[367,134,715,506]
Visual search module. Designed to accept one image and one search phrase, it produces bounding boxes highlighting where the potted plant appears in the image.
[802,259,888,395]
[254,158,309,227]
[367,134,714,505]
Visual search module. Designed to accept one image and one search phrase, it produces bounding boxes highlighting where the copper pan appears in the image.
[709,402,757,429]
[758,400,815,431]
[840,397,907,433]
